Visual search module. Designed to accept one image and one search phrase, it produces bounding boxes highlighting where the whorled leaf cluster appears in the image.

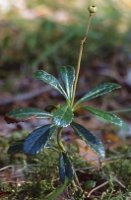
[7,66,128,198]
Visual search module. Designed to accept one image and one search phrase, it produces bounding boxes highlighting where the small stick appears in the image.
[113,177,126,189]
[0,165,13,172]
[0,86,51,106]
[87,181,109,197]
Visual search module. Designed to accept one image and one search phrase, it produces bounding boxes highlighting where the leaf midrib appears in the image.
[59,106,70,125]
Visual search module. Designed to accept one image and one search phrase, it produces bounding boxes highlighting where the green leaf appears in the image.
[75,83,121,107]
[45,178,69,200]
[84,106,128,131]
[34,70,67,98]
[8,141,57,155]
[59,66,75,100]
[7,108,52,120]
[53,105,74,127]
[23,124,56,155]
[59,152,74,182]
[71,122,105,158]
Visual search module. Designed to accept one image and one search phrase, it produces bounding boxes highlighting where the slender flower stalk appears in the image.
[71,6,97,107]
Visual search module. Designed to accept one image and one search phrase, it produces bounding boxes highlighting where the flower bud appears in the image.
[88,5,97,15]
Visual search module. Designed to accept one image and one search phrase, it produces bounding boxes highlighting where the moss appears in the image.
[0,134,131,199]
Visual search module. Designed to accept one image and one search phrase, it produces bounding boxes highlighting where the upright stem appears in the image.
[71,13,93,107]
[57,128,82,190]
[57,128,66,152]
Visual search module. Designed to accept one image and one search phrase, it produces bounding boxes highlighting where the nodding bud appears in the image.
[88,5,97,15]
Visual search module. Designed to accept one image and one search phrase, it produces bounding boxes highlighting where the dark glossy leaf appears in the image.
[71,122,105,158]
[84,106,128,131]
[8,141,57,154]
[34,70,67,98]
[8,140,24,154]
[59,66,75,100]
[23,124,56,155]
[75,83,121,107]
[53,105,74,127]
[59,152,74,182]
[45,178,69,200]
[7,108,52,120]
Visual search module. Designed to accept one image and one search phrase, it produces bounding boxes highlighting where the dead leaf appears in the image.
[74,139,100,168]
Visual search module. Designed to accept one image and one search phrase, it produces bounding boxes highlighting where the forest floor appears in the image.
[0,63,131,199]
[0,1,131,198]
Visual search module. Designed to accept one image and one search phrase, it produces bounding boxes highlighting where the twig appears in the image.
[75,153,131,172]
[0,85,51,106]
[102,153,131,165]
[111,108,131,113]
[87,181,109,197]
[113,177,126,189]
[0,165,13,172]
